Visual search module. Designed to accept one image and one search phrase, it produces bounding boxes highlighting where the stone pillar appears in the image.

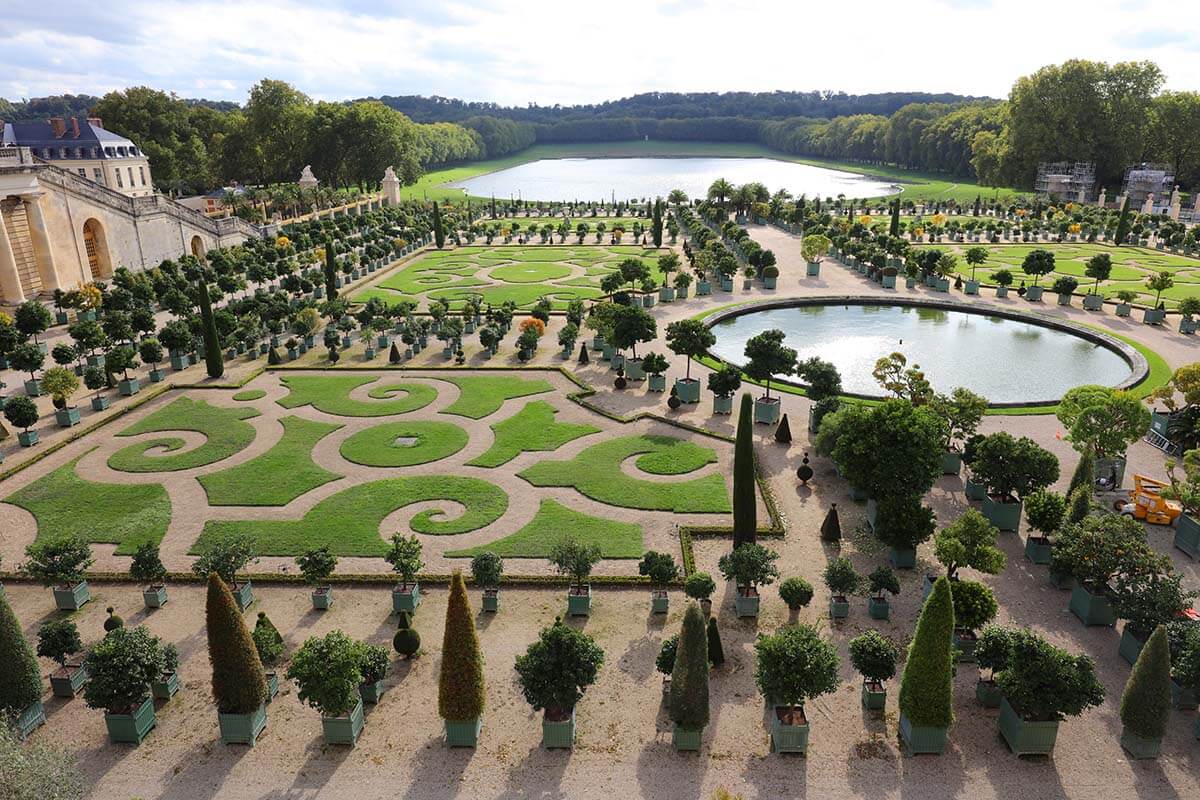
[0,202,25,303]
[382,166,401,206]
[21,193,62,292]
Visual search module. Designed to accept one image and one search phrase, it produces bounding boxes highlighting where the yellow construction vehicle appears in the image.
[1114,474,1183,526]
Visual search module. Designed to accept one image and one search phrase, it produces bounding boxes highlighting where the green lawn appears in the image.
[519,434,731,513]
[5,454,171,553]
[439,375,554,419]
[405,141,1014,205]
[446,499,642,559]
[278,374,438,417]
[108,397,260,472]
[198,416,343,506]
[340,420,469,467]
[195,476,509,556]
[467,400,600,467]
[233,389,267,401]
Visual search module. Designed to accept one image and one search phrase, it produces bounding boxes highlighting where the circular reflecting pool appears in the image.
[709,303,1135,404]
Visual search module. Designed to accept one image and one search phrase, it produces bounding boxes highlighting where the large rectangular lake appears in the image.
[449,157,899,202]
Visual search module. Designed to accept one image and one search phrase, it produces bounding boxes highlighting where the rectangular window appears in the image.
[93,168,103,183]
[115,169,123,188]
[139,166,146,185]
[78,169,86,177]
[128,167,134,186]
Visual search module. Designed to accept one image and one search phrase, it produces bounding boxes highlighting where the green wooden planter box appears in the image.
[1024,536,1052,564]
[964,280,980,295]
[981,495,1021,532]
[359,679,385,705]
[151,670,180,700]
[143,584,168,608]
[91,395,111,411]
[17,701,45,739]
[674,378,700,403]
[1026,286,1044,302]
[55,407,81,427]
[24,379,42,397]
[567,586,592,616]
[392,583,420,613]
[311,586,333,609]
[118,378,140,396]
[964,477,987,501]
[882,274,897,289]
[481,589,499,612]
[672,725,702,751]
[266,672,279,702]
[861,682,886,711]
[899,713,947,755]
[806,261,820,276]
[1057,293,1073,306]
[1116,303,1132,317]
[50,664,88,698]
[541,709,575,749]
[995,286,1009,298]
[868,596,890,620]
[829,595,850,619]
[18,430,39,446]
[1172,679,1198,710]
[1118,627,1147,666]
[53,581,91,611]
[1175,513,1200,559]
[624,359,645,381]
[712,394,733,414]
[322,698,365,746]
[770,708,810,754]
[232,580,254,612]
[976,679,1003,708]
[651,590,669,614]
[889,547,916,569]
[1143,308,1166,325]
[754,397,781,425]
[648,374,667,392]
[734,590,760,618]
[1119,730,1161,759]
[105,698,156,745]
[1068,585,1116,627]
[998,698,1059,755]
[444,716,481,747]
[940,451,962,475]
[1083,293,1105,311]
[219,703,267,746]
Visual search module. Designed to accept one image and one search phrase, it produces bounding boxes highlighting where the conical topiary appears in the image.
[267,347,281,366]
[0,590,42,716]
[1067,452,1094,497]
[670,603,709,731]
[389,343,402,364]
[820,504,841,543]
[732,392,757,549]
[775,414,792,444]
[577,343,589,365]
[898,575,955,731]
[103,607,124,633]
[206,573,269,715]
[393,611,420,658]
[1067,484,1092,524]
[438,571,485,723]
[1120,624,1171,749]
[706,616,725,667]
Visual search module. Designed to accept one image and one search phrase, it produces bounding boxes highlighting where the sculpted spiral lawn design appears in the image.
[340,420,469,467]
[438,375,554,419]
[198,416,344,506]
[518,434,732,513]
[195,476,509,556]
[108,397,260,472]
[5,454,171,553]
[467,400,600,467]
[277,374,438,417]
[447,498,642,559]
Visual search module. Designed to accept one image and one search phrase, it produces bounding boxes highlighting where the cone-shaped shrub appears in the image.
[389,343,401,364]
[1067,452,1094,497]
[0,591,42,715]
[898,575,955,729]
[206,573,268,714]
[267,347,281,366]
[438,571,484,722]
[774,414,792,444]
[577,342,589,364]
[1120,624,1171,741]
[669,603,709,730]
[706,617,725,667]
[393,611,420,658]
[732,393,756,549]
[820,505,842,543]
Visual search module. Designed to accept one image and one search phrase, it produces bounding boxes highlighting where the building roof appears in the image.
[1,119,142,161]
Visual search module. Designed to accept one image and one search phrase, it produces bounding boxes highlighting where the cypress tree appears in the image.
[206,573,268,714]
[774,413,792,444]
[438,571,485,723]
[0,590,42,716]
[196,278,224,379]
[706,616,725,667]
[433,201,445,249]
[898,576,955,730]
[323,237,338,300]
[889,199,900,238]
[1067,452,1094,497]
[1115,196,1132,246]
[490,195,497,220]
[732,392,757,549]
[669,603,709,731]
[652,199,663,247]
[1066,484,1092,524]
[1120,624,1171,747]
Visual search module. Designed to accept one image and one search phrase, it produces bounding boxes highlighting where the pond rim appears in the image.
[702,295,1149,408]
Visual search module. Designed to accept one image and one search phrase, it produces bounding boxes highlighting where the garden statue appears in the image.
[797,453,813,484]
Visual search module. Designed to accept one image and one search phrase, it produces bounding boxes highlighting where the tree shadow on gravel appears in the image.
[500,741,571,799]
[401,735,473,800]
[635,741,707,800]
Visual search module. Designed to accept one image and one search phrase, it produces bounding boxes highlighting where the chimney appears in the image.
[48,117,66,138]
[70,117,80,138]
[86,116,103,130]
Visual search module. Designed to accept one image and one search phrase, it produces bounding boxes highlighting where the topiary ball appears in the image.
[103,607,124,633]
[393,611,420,658]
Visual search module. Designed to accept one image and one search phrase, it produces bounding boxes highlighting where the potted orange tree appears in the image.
[297,546,337,610]
[82,626,167,744]
[515,619,605,749]
[24,534,93,611]
[385,534,422,614]
[639,550,678,614]
[288,631,366,746]
[551,537,601,617]
[755,622,840,753]
[191,535,258,612]
[470,551,503,612]
[718,543,779,618]
[356,643,390,705]
[130,542,168,609]
[850,630,900,711]
[39,619,87,698]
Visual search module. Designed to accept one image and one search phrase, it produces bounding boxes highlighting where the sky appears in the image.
[3,0,1200,105]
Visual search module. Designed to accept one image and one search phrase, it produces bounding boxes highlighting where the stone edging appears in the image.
[701,294,1150,408]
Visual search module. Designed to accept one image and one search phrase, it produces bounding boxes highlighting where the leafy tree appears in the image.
[384,534,422,585]
[514,619,605,715]
[742,329,795,400]
[129,542,167,586]
[1085,253,1112,294]
[1145,271,1174,307]
[82,626,165,714]
[191,535,257,584]
[23,535,93,587]
[206,573,268,714]
[928,388,988,452]
[470,551,503,589]
[1120,625,1171,742]
[832,399,943,500]
[0,721,86,800]
[718,543,779,593]
[608,304,656,359]
[732,393,757,548]
[295,547,338,586]
[754,623,839,709]
[14,301,52,344]
[1021,248,1055,287]
[933,509,1005,579]
[779,577,814,610]
[950,580,998,631]
[898,576,955,729]
[664,319,715,381]
[683,572,716,601]
[1024,489,1067,537]
[638,551,678,587]
[971,432,1059,500]
[439,572,485,723]
[1056,385,1150,459]
[286,631,363,718]
[849,630,901,684]
[872,352,931,404]
[549,537,601,590]
[996,630,1104,722]
[669,604,709,730]
[37,619,82,667]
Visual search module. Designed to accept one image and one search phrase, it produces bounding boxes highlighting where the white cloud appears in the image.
[1,0,1198,103]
